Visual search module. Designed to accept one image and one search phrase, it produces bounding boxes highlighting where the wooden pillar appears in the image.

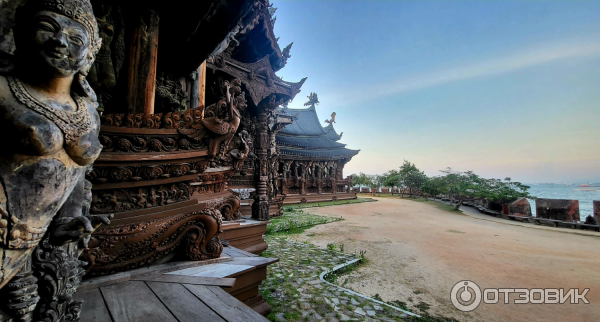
[190,60,206,116]
[191,61,207,112]
[199,60,206,109]
[252,113,270,221]
[126,9,159,115]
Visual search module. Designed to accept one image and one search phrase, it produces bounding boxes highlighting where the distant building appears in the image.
[275,101,359,204]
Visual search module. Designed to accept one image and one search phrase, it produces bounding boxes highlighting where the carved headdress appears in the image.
[18,0,102,74]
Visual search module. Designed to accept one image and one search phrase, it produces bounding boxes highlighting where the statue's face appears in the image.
[27,10,90,77]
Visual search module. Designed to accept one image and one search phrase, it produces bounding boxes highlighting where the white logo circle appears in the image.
[451,280,482,312]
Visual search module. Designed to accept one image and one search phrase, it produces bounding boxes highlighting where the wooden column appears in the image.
[191,61,207,111]
[252,113,270,221]
[126,9,159,115]
[199,60,206,109]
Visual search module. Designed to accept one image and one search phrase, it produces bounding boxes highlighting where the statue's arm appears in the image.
[48,169,112,247]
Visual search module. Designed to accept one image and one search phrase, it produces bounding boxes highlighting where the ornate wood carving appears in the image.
[32,240,84,321]
[81,207,222,276]
[207,52,306,108]
[91,182,190,214]
[276,158,350,196]
[205,192,242,221]
[252,111,270,221]
[87,161,208,184]
[0,0,112,320]
[99,132,205,153]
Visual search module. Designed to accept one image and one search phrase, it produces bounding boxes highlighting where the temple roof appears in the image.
[278,105,327,136]
[276,135,346,149]
[279,147,359,159]
[276,105,359,160]
[230,1,290,72]
[323,123,342,141]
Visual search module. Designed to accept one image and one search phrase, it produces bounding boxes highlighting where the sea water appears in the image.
[526,184,600,219]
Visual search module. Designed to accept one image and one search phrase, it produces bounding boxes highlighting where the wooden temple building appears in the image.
[0,0,327,320]
[275,96,359,205]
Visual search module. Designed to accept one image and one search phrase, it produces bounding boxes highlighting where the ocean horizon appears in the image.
[526,183,599,219]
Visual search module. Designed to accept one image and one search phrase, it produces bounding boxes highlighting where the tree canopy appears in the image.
[357,161,532,210]
[398,160,427,198]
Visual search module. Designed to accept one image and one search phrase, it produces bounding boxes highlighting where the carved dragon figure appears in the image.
[304,92,319,107]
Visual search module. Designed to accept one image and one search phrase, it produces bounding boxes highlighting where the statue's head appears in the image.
[14,0,101,78]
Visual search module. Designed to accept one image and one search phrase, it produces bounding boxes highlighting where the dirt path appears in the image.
[291,197,600,322]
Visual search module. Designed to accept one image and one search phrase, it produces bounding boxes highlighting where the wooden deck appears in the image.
[75,247,274,321]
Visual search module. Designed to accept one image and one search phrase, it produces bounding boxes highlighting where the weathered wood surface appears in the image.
[73,289,112,322]
[101,281,178,322]
[223,245,260,257]
[75,246,277,321]
[78,255,231,291]
[184,284,268,322]
[166,263,255,278]
[76,281,268,321]
[146,282,226,322]
[133,274,235,288]
[126,9,160,114]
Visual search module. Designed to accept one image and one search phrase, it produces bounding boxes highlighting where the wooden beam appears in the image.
[126,9,160,114]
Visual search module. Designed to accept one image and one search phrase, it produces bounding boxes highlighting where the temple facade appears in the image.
[0,0,305,319]
[274,95,359,205]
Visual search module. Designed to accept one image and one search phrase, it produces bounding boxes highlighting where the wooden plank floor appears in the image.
[74,280,269,322]
[74,246,273,322]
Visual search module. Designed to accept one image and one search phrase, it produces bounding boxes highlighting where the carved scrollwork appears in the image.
[204,192,242,221]
[99,133,205,153]
[3,269,40,321]
[81,208,222,276]
[32,238,85,322]
[90,183,190,214]
[87,162,206,184]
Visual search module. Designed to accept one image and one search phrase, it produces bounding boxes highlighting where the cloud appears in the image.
[320,41,600,108]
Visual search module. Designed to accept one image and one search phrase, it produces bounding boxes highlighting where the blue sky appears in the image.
[273,1,600,183]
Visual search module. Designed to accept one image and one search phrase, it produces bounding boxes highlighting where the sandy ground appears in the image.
[291,197,600,322]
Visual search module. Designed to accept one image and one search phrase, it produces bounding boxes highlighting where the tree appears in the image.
[477,177,532,204]
[367,174,382,194]
[351,172,369,188]
[439,168,480,210]
[421,176,446,198]
[438,169,533,211]
[398,160,427,198]
[382,169,400,194]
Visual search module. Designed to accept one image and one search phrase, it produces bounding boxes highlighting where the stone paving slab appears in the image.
[260,237,411,322]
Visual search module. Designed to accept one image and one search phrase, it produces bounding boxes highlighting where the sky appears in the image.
[272,1,600,184]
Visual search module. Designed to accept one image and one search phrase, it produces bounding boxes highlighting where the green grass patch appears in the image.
[323,260,361,285]
[283,197,376,210]
[266,209,342,236]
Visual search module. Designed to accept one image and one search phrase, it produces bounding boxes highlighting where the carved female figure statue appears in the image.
[0,0,109,319]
